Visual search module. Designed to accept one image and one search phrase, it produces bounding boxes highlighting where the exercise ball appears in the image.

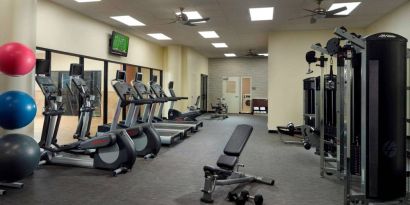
[0,134,40,182]
[0,42,35,76]
[0,91,37,130]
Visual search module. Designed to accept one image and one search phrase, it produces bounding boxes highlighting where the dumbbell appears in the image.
[228,190,264,205]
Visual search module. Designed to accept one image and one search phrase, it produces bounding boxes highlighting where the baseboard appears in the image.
[268,130,278,134]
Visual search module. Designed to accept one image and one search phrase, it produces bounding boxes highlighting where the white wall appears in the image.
[37,0,163,69]
[182,47,209,109]
[208,58,268,111]
[163,46,208,113]
[366,1,410,40]
[267,29,364,130]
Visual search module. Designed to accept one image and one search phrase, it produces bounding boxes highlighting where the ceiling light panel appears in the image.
[258,53,269,56]
[212,43,228,48]
[328,2,361,15]
[249,7,274,21]
[147,33,172,40]
[224,53,236,57]
[198,31,220,39]
[110,16,145,26]
[75,0,101,2]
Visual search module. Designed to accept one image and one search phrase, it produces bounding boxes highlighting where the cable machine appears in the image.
[307,27,408,204]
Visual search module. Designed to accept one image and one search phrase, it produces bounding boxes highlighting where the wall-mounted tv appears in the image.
[109,31,129,57]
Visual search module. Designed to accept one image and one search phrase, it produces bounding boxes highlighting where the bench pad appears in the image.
[223,124,253,156]
[216,155,238,170]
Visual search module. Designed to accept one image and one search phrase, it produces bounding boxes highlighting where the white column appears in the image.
[0,0,37,135]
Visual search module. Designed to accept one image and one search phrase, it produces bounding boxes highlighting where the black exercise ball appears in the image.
[0,134,40,182]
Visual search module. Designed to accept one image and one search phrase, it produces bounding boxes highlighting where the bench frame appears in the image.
[200,165,274,203]
[200,124,274,203]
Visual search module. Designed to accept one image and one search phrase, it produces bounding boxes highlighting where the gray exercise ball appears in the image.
[0,134,40,182]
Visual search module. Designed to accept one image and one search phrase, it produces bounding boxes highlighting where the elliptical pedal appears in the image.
[112,167,130,177]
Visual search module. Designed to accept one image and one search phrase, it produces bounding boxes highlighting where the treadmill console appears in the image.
[116,70,126,81]
[135,72,143,82]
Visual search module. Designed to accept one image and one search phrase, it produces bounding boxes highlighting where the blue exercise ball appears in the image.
[0,90,37,130]
[0,134,40,182]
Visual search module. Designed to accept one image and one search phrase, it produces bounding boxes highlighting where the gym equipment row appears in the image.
[1,52,206,194]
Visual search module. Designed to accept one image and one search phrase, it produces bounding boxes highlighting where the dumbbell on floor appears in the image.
[227,190,264,205]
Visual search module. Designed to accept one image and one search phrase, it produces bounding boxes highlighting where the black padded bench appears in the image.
[201,124,274,203]
[216,124,253,170]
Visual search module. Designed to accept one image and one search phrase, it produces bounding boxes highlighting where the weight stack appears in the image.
[303,77,316,127]
[365,33,407,200]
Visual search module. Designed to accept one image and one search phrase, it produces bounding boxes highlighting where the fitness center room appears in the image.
[1,0,410,204]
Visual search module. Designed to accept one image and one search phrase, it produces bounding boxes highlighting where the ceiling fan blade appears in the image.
[167,20,177,24]
[289,14,315,20]
[188,17,210,23]
[310,17,317,24]
[184,22,197,26]
[326,6,347,15]
[303,8,319,14]
[326,14,349,18]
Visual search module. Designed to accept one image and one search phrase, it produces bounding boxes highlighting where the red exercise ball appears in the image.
[0,42,36,76]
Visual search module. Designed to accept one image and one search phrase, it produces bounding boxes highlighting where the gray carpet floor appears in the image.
[0,115,344,205]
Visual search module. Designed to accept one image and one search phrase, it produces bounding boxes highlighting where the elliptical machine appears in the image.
[97,70,162,158]
[36,61,137,176]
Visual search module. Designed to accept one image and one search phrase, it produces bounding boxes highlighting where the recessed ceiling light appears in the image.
[249,7,274,21]
[224,53,236,57]
[198,31,220,39]
[258,53,268,57]
[75,0,101,2]
[328,2,361,15]
[147,33,172,40]
[110,16,145,26]
[212,43,228,48]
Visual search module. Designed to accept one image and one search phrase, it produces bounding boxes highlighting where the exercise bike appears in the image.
[209,98,228,120]
[36,61,137,176]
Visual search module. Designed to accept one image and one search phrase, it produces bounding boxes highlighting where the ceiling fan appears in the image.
[293,0,348,24]
[168,7,210,26]
[242,49,267,58]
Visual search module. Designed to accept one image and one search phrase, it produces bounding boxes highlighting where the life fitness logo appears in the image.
[378,34,396,38]
[383,140,397,158]
[92,138,110,145]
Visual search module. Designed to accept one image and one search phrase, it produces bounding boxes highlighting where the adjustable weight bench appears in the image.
[200,124,275,203]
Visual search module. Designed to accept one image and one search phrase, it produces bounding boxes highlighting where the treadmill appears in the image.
[168,81,202,120]
[132,73,193,138]
[149,77,203,131]
[99,70,182,145]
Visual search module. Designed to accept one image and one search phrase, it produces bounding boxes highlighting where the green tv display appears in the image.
[110,31,129,57]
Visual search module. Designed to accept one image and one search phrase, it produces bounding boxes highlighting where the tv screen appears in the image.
[110,31,129,57]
